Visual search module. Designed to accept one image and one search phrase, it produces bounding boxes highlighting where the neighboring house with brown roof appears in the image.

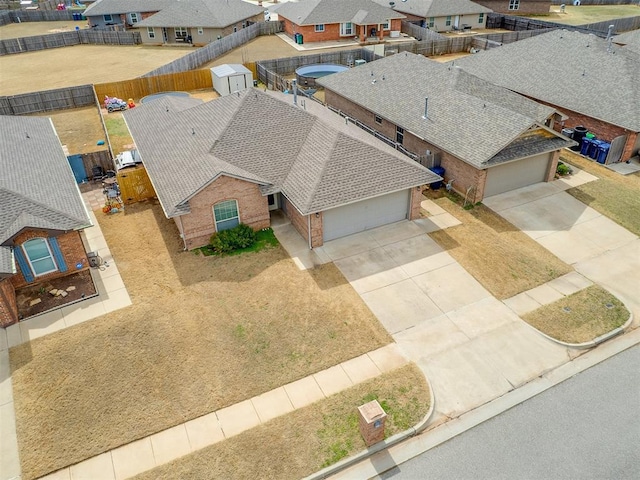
[84,0,264,45]
[374,0,492,32]
[457,30,640,162]
[0,116,93,328]
[123,90,441,250]
[317,52,574,203]
[275,0,405,43]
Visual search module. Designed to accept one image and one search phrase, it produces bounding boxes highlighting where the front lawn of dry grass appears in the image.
[134,364,429,480]
[523,285,629,344]
[10,201,391,480]
[562,151,640,237]
[426,191,572,299]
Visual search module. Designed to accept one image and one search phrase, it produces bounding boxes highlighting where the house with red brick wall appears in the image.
[473,0,551,15]
[275,0,405,44]
[0,116,93,328]
[457,30,640,163]
[123,90,441,251]
[317,52,575,203]
[374,0,492,32]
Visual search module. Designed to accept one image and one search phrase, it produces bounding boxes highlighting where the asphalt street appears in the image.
[377,345,640,480]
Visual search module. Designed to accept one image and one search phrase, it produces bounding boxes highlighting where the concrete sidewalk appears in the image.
[35,344,407,480]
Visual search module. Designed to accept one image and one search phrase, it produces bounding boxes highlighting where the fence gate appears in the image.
[117,167,156,204]
[67,154,88,183]
[606,135,627,164]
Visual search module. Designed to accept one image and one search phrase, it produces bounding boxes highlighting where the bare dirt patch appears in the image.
[523,285,629,343]
[426,190,572,299]
[31,106,106,154]
[0,44,192,95]
[10,201,391,480]
[0,20,88,40]
[134,364,430,480]
[561,151,640,237]
[529,5,640,26]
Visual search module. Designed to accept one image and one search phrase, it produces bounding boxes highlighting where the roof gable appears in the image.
[276,0,405,26]
[457,30,640,131]
[0,116,91,245]
[84,0,172,16]
[372,0,492,18]
[317,52,561,167]
[135,0,264,28]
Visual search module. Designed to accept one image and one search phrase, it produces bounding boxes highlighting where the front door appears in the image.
[268,194,279,211]
[454,16,460,29]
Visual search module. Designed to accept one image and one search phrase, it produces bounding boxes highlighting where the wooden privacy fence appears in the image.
[401,21,447,42]
[117,167,156,205]
[0,84,95,115]
[486,13,640,37]
[94,69,213,102]
[0,29,141,55]
[143,21,283,77]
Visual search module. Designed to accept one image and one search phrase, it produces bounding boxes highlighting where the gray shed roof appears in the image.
[373,0,491,18]
[135,0,264,28]
[211,64,252,77]
[317,52,562,168]
[0,116,92,246]
[123,89,439,218]
[275,0,404,26]
[84,0,172,16]
[457,29,640,132]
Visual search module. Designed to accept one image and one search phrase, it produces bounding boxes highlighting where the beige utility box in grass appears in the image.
[358,400,387,446]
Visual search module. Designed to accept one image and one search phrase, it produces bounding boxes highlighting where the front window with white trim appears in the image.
[175,27,188,39]
[147,27,155,39]
[22,238,57,276]
[340,22,353,36]
[479,13,484,24]
[381,20,390,31]
[509,0,520,10]
[315,24,325,32]
[129,13,139,24]
[213,200,240,232]
[103,14,113,22]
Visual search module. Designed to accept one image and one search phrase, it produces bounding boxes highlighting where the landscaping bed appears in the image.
[522,285,629,344]
[134,364,430,480]
[562,151,640,237]
[425,190,572,299]
[9,201,391,480]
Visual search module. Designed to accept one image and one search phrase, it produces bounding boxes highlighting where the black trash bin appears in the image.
[572,126,588,151]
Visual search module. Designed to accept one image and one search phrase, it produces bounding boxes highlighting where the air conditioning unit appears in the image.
[86,251,102,268]
[390,31,400,38]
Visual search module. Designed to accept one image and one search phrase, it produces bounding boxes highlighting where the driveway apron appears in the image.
[322,220,572,422]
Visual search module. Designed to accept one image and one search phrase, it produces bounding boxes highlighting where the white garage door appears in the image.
[484,153,552,197]
[323,190,410,242]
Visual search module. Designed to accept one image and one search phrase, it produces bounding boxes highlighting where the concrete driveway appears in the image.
[484,181,639,321]
[320,218,572,422]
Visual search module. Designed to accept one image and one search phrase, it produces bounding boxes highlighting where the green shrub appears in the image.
[209,224,257,253]
[557,162,572,176]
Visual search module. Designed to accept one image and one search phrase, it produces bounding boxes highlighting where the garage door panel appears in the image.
[323,190,410,241]
[484,153,551,198]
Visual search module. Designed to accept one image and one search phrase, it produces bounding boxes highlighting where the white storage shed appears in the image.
[210,64,254,97]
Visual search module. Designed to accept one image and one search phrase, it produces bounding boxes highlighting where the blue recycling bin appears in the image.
[597,142,610,164]
[580,137,592,156]
[588,139,601,160]
[429,166,445,190]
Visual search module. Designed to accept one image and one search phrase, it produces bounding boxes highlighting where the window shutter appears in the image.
[13,247,34,283]
[49,237,68,273]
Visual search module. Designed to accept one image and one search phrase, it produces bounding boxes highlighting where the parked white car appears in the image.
[114,150,142,171]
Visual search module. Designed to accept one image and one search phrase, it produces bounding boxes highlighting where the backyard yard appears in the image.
[532,4,640,26]
[9,201,391,480]
[32,106,106,154]
[425,190,573,300]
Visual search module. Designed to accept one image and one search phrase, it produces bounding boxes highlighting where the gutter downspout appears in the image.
[307,214,312,250]
[177,216,188,251]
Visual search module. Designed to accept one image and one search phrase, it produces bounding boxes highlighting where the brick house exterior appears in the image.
[0,279,18,328]
[281,17,403,43]
[473,0,551,15]
[176,176,270,250]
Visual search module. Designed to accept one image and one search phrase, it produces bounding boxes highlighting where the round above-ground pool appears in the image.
[295,64,348,88]
[141,91,190,104]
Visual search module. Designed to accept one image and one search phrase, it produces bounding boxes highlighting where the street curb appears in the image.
[525,293,635,350]
[303,370,436,480]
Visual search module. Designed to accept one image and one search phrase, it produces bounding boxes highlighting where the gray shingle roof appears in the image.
[317,51,561,168]
[0,116,92,246]
[457,29,640,132]
[614,29,640,54]
[135,0,264,28]
[123,89,439,217]
[275,0,404,26]
[373,0,491,18]
[84,0,172,16]
[0,247,14,276]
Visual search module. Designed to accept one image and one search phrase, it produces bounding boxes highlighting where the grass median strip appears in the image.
[134,364,430,480]
[10,202,391,480]
[425,191,572,299]
[522,285,629,344]
[562,152,640,237]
